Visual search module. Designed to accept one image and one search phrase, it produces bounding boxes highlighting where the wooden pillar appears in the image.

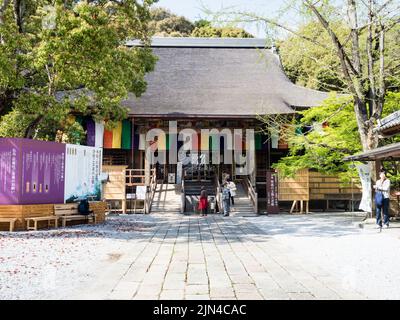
[130,117,135,169]
[145,152,151,186]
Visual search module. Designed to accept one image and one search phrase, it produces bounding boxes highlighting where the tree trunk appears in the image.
[24,115,43,139]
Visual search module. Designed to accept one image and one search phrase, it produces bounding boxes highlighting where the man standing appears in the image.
[374,171,391,229]
[222,183,231,217]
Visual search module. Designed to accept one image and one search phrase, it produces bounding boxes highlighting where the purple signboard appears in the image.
[0,138,65,205]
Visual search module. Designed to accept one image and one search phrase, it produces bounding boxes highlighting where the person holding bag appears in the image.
[374,171,391,229]
[227,179,237,206]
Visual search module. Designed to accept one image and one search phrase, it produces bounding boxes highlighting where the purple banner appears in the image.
[0,138,65,205]
[86,118,96,147]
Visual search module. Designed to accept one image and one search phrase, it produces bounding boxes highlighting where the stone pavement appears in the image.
[77,214,366,300]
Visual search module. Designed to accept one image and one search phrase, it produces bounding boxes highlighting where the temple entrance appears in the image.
[182,153,216,181]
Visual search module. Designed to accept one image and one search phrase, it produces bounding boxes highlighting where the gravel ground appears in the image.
[251,212,400,300]
[0,216,157,300]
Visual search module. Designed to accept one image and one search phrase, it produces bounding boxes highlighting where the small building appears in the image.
[102,37,331,213]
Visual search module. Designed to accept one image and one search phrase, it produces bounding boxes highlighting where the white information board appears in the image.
[64,144,103,202]
[136,186,147,200]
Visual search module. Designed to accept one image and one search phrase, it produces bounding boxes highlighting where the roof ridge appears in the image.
[127,37,270,49]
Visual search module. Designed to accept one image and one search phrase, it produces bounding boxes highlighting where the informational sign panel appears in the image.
[0,138,65,205]
[64,144,103,203]
[136,186,147,200]
[266,169,280,214]
[357,164,372,213]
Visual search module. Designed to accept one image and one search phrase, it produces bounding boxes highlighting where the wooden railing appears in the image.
[125,169,147,186]
[125,168,157,214]
[145,169,157,214]
[243,176,258,214]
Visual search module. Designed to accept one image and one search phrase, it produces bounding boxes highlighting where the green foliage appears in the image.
[149,7,194,37]
[277,21,348,91]
[149,7,254,39]
[191,25,253,38]
[272,94,360,179]
[272,92,400,180]
[278,19,400,92]
[0,0,157,141]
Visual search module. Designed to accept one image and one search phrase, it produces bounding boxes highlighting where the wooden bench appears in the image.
[0,218,18,232]
[54,203,96,227]
[324,193,362,211]
[25,216,58,231]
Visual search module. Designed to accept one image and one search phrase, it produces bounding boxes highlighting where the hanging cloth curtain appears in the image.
[139,133,146,150]
[133,133,140,150]
[255,133,262,151]
[166,134,170,151]
[121,120,132,150]
[111,121,122,149]
[95,122,104,148]
[234,133,242,151]
[157,133,166,150]
[201,132,209,151]
[103,129,113,149]
[271,132,279,149]
[86,118,96,147]
[210,134,219,151]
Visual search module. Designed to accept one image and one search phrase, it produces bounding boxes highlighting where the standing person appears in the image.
[198,188,208,217]
[222,183,231,217]
[227,179,237,206]
[374,171,391,229]
[222,172,230,185]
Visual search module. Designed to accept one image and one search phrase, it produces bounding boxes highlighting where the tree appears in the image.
[269,92,400,181]
[0,0,157,141]
[277,21,348,91]
[149,8,254,38]
[149,7,195,37]
[214,0,400,153]
[191,25,253,38]
[278,19,400,93]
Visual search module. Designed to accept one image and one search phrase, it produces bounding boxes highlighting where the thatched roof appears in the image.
[123,37,329,118]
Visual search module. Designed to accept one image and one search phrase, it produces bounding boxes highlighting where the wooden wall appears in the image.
[278,169,309,201]
[278,169,362,202]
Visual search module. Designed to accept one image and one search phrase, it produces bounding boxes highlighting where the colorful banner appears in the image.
[0,138,65,205]
[95,122,104,148]
[112,121,122,149]
[86,117,96,147]
[103,129,113,148]
[121,119,132,150]
[64,144,103,203]
[255,133,262,150]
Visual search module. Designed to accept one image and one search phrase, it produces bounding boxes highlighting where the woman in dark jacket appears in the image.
[198,189,208,217]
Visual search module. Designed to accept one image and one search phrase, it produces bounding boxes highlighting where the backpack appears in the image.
[78,198,91,215]
[375,191,384,208]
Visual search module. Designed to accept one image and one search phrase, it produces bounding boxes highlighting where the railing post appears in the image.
[181,179,185,214]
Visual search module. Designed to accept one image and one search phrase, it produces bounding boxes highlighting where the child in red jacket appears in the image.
[198,189,208,217]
